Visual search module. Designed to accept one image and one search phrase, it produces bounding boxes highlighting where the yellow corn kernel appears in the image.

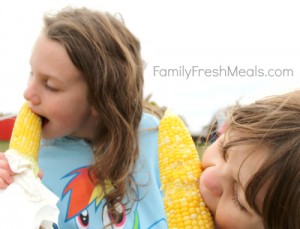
[9,102,42,162]
[158,109,214,229]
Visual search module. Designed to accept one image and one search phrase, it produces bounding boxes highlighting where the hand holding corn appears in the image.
[0,102,59,229]
[158,109,214,229]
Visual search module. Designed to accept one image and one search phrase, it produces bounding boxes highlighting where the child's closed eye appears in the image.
[233,183,247,213]
[44,82,59,92]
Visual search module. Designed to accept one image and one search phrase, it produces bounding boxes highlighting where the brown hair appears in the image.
[225,90,300,228]
[43,7,144,222]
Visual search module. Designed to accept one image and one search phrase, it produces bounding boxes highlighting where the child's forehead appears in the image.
[222,131,270,184]
[224,129,257,145]
[237,147,268,181]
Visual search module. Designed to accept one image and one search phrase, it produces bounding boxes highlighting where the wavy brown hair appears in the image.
[225,90,300,228]
[43,7,144,223]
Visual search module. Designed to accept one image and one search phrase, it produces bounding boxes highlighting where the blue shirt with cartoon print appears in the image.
[38,113,168,229]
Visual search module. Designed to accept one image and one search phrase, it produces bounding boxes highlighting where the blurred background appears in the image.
[0,0,299,139]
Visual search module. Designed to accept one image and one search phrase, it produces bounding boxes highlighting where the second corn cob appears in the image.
[158,109,214,229]
[9,102,42,163]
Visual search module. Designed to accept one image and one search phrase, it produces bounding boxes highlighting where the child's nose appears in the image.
[23,84,41,105]
[201,167,223,197]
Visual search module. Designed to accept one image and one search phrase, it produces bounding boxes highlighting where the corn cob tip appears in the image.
[9,102,42,163]
[163,108,175,118]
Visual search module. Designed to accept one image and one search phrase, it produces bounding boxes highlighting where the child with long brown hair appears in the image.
[0,7,167,228]
[200,89,300,228]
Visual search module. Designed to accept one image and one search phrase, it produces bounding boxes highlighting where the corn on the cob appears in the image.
[9,102,41,163]
[158,109,214,229]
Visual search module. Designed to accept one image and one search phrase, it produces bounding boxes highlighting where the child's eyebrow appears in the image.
[221,140,234,159]
[217,138,229,161]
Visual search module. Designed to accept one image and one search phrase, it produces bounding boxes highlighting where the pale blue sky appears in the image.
[0,0,299,134]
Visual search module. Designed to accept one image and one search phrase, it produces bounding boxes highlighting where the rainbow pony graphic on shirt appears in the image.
[61,166,129,228]
[59,166,166,228]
